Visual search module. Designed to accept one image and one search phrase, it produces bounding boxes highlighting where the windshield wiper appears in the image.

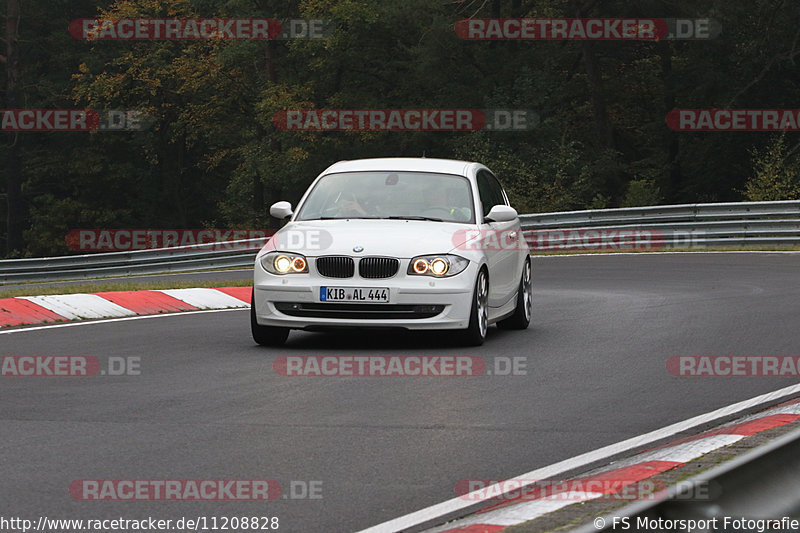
[304,216,381,220]
[384,215,444,222]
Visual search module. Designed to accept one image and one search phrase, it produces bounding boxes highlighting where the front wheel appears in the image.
[251,288,290,346]
[463,269,489,346]
[497,258,532,330]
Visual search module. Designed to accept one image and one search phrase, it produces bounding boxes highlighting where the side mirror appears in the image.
[485,205,518,223]
[269,201,293,219]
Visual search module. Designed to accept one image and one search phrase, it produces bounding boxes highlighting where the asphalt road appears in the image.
[2,253,800,532]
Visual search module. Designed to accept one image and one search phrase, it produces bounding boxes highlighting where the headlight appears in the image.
[407,254,469,278]
[261,252,309,274]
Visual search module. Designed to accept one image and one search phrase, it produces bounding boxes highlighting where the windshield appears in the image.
[296,171,475,223]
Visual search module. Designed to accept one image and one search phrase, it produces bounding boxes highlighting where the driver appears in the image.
[337,191,375,217]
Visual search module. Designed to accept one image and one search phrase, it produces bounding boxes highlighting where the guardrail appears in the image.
[520,199,800,250]
[2,200,800,283]
[578,425,800,533]
[0,239,266,283]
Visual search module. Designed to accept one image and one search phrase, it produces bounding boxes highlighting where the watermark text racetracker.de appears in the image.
[273,355,527,377]
[70,18,333,40]
[458,478,713,502]
[667,109,800,132]
[1,109,96,131]
[1,356,140,377]
[667,356,800,377]
[67,229,274,251]
[451,228,705,252]
[68,478,321,500]
[1,109,153,132]
[68,228,335,252]
[69,479,281,501]
[273,109,539,131]
[455,18,720,40]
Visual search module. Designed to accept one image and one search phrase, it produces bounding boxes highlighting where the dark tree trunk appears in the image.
[568,0,614,150]
[264,41,283,229]
[569,0,619,200]
[579,40,615,150]
[659,41,682,201]
[5,0,23,255]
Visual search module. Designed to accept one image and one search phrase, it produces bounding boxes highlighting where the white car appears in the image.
[251,157,531,346]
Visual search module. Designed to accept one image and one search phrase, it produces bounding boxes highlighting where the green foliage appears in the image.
[744,135,800,201]
[622,179,663,207]
[5,0,800,256]
[450,133,602,214]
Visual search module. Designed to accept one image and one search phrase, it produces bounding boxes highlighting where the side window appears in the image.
[477,170,507,219]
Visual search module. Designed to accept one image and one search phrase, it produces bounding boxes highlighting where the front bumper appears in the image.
[253,259,478,330]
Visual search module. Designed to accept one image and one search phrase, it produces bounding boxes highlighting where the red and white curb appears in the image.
[0,287,251,328]
[420,398,800,533]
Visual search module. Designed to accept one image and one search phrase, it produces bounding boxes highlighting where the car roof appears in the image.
[320,157,480,177]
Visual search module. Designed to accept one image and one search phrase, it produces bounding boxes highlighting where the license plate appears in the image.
[320,287,390,303]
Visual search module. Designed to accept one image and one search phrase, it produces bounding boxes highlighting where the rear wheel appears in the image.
[251,288,290,346]
[498,258,531,330]
[464,269,489,346]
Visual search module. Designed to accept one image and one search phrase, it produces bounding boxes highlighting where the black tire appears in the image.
[251,288,290,346]
[464,268,489,346]
[497,258,532,330]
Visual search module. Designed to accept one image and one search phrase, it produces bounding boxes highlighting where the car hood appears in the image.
[261,219,475,258]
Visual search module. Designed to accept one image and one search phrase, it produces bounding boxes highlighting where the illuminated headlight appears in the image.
[407,255,469,278]
[261,252,308,274]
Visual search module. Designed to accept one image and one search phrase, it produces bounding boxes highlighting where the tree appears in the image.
[744,135,800,201]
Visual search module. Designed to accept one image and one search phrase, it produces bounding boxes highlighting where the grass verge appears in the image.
[0,279,252,299]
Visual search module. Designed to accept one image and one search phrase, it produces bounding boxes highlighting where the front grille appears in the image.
[316,256,355,278]
[359,257,399,279]
[275,303,444,320]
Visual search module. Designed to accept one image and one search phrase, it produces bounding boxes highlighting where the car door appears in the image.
[476,169,520,308]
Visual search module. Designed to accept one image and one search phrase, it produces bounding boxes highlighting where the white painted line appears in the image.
[490,492,601,522]
[426,491,603,531]
[608,434,744,468]
[355,384,800,533]
[0,308,247,335]
[159,288,249,309]
[17,294,137,320]
[723,401,800,422]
